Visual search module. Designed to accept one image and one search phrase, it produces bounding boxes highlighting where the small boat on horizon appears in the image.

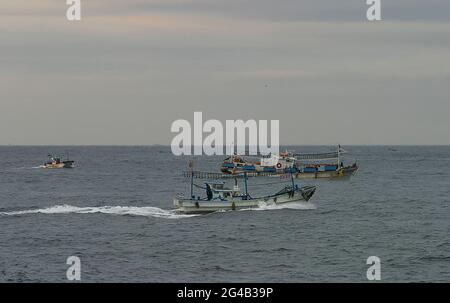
[42,155,74,169]
[174,170,316,214]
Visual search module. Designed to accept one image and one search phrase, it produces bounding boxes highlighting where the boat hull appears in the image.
[174,185,316,214]
[43,161,74,169]
[294,166,358,179]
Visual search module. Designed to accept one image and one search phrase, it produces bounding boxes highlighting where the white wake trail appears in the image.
[0,205,197,219]
[10,166,45,170]
[241,201,317,212]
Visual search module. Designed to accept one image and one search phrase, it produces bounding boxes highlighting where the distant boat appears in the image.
[43,155,74,169]
[174,170,316,214]
[291,145,358,179]
[220,145,358,179]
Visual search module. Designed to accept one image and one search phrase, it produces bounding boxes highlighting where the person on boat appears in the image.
[206,184,213,201]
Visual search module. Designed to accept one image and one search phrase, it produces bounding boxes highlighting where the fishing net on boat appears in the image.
[293,151,340,160]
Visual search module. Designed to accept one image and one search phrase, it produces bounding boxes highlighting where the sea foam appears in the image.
[0,204,197,219]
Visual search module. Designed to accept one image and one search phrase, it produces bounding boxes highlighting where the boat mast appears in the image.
[337,144,340,167]
[189,160,194,198]
[290,169,295,193]
[243,172,248,199]
[190,171,194,198]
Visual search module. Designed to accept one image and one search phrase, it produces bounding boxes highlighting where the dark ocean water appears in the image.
[0,146,449,282]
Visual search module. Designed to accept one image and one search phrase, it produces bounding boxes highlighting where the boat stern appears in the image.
[63,161,75,168]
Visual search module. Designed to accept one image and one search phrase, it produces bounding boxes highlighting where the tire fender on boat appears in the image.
[276,163,282,169]
[231,202,236,211]
[195,202,200,208]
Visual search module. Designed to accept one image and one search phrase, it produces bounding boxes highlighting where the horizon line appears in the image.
[1,144,450,147]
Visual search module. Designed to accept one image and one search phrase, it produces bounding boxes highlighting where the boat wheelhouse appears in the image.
[221,152,296,174]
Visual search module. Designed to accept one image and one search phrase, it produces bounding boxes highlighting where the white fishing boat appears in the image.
[174,170,316,214]
[42,155,74,169]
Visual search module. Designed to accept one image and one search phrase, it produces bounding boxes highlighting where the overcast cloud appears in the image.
[1,0,449,145]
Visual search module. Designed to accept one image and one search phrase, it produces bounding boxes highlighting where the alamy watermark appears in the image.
[171,112,279,156]
[66,0,81,21]
[66,256,81,281]
[366,256,381,281]
[366,0,382,21]
[66,1,381,23]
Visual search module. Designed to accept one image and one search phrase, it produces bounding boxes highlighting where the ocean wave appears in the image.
[8,166,45,170]
[0,204,197,219]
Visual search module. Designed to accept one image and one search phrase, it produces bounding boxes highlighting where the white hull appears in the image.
[174,186,316,214]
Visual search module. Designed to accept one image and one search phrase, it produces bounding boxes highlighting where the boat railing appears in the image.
[182,170,282,179]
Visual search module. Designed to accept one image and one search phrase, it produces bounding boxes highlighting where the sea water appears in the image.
[0,146,448,282]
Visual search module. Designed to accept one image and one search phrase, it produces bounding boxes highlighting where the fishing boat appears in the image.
[43,155,74,169]
[220,145,358,179]
[174,170,316,214]
[292,145,358,179]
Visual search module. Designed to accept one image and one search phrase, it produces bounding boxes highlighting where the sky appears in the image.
[1,0,450,145]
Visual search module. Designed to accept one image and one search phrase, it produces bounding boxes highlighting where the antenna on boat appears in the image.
[337,144,340,167]
[290,168,295,193]
[188,160,195,198]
